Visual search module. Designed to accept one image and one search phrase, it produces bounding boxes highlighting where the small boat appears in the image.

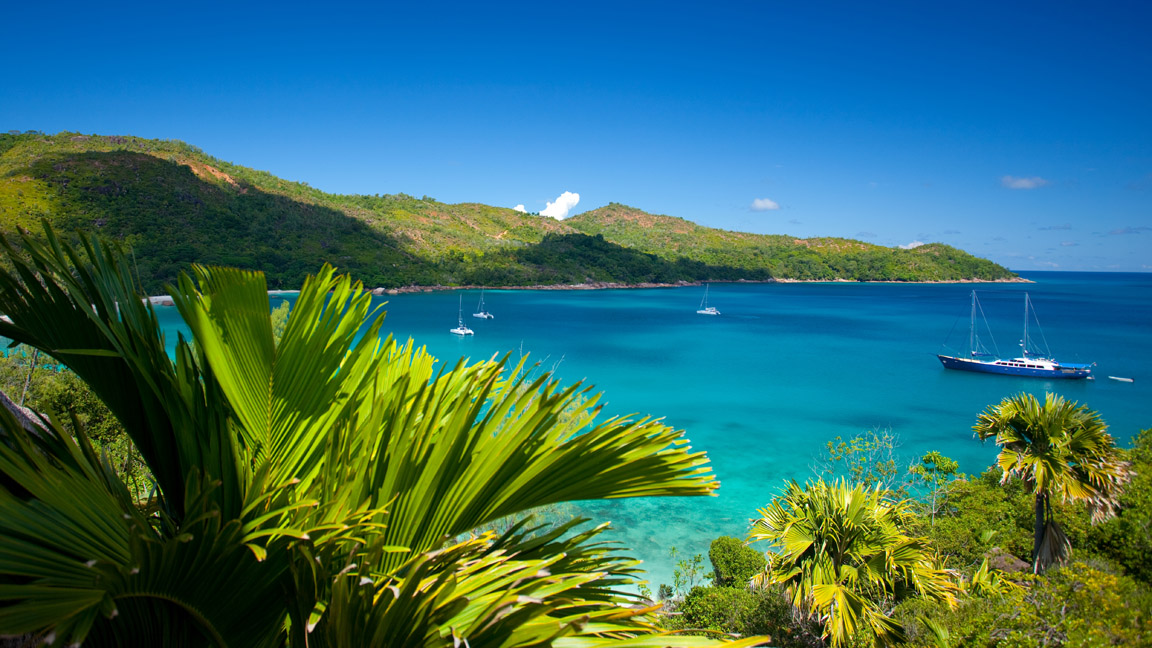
[473,290,494,319]
[937,291,1092,379]
[696,284,720,316]
[450,295,474,336]
[1108,376,1134,383]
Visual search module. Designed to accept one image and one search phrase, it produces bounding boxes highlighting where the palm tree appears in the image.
[748,478,958,648]
[0,225,763,647]
[973,392,1131,573]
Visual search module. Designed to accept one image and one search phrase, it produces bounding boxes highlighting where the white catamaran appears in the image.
[450,295,474,336]
[696,284,720,316]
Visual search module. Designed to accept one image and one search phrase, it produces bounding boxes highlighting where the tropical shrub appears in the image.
[816,429,904,493]
[914,469,1034,569]
[708,535,765,587]
[670,585,821,646]
[748,478,959,647]
[908,451,961,525]
[896,562,1151,647]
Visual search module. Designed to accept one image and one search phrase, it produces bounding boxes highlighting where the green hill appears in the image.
[566,203,1011,282]
[0,131,1015,291]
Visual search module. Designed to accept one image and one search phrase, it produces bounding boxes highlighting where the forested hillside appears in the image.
[0,132,1016,291]
[568,203,1011,282]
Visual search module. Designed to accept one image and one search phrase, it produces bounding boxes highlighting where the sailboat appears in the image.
[937,291,1091,379]
[473,289,494,319]
[450,295,474,336]
[696,283,720,315]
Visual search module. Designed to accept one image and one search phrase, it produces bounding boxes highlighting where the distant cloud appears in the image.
[899,240,925,249]
[788,219,802,225]
[750,197,780,211]
[943,229,961,235]
[1001,175,1050,190]
[1110,226,1152,235]
[1037,261,1060,268]
[1039,224,1071,230]
[1061,241,1078,247]
[513,204,527,213]
[540,191,580,220]
[1126,173,1152,191]
[856,231,876,239]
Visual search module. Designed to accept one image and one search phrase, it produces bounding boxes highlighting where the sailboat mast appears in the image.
[1022,293,1029,357]
[969,290,976,356]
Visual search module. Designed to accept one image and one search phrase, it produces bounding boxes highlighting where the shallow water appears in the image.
[155,271,1152,589]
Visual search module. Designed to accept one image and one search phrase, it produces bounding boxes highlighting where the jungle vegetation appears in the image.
[655,411,1150,647]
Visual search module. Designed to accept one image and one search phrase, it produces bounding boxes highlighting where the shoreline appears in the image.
[140,276,1031,302]
[369,275,1030,295]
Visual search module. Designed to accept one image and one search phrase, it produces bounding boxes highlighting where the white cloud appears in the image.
[1061,241,1078,247]
[540,191,580,220]
[513,204,527,213]
[750,197,780,211]
[899,240,925,249]
[1001,175,1050,190]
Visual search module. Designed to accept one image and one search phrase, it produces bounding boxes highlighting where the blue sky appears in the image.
[3,1,1150,271]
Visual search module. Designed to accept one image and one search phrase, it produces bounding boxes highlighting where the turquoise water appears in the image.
[154,272,1152,588]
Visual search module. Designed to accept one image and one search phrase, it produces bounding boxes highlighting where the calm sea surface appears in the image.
[155,271,1152,588]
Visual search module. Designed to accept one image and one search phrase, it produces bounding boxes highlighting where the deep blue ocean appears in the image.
[154,271,1152,589]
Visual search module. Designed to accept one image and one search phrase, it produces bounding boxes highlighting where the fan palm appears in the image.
[0,225,763,647]
[973,392,1131,573]
[748,478,958,648]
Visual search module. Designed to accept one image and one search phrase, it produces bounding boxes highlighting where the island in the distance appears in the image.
[0,131,1017,293]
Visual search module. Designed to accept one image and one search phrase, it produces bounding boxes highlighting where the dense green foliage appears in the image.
[653,416,1151,646]
[708,536,766,588]
[568,203,1016,282]
[1086,428,1152,583]
[0,132,1015,292]
[672,585,823,647]
[895,562,1151,647]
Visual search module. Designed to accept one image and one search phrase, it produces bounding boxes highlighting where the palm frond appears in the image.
[0,225,242,522]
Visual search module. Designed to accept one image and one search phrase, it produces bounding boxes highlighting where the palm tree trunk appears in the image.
[1032,492,1047,572]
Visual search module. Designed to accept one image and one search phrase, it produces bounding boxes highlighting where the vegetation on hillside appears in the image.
[0,131,1015,292]
[569,203,1015,282]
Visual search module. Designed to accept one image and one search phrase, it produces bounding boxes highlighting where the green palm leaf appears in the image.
[0,223,746,646]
